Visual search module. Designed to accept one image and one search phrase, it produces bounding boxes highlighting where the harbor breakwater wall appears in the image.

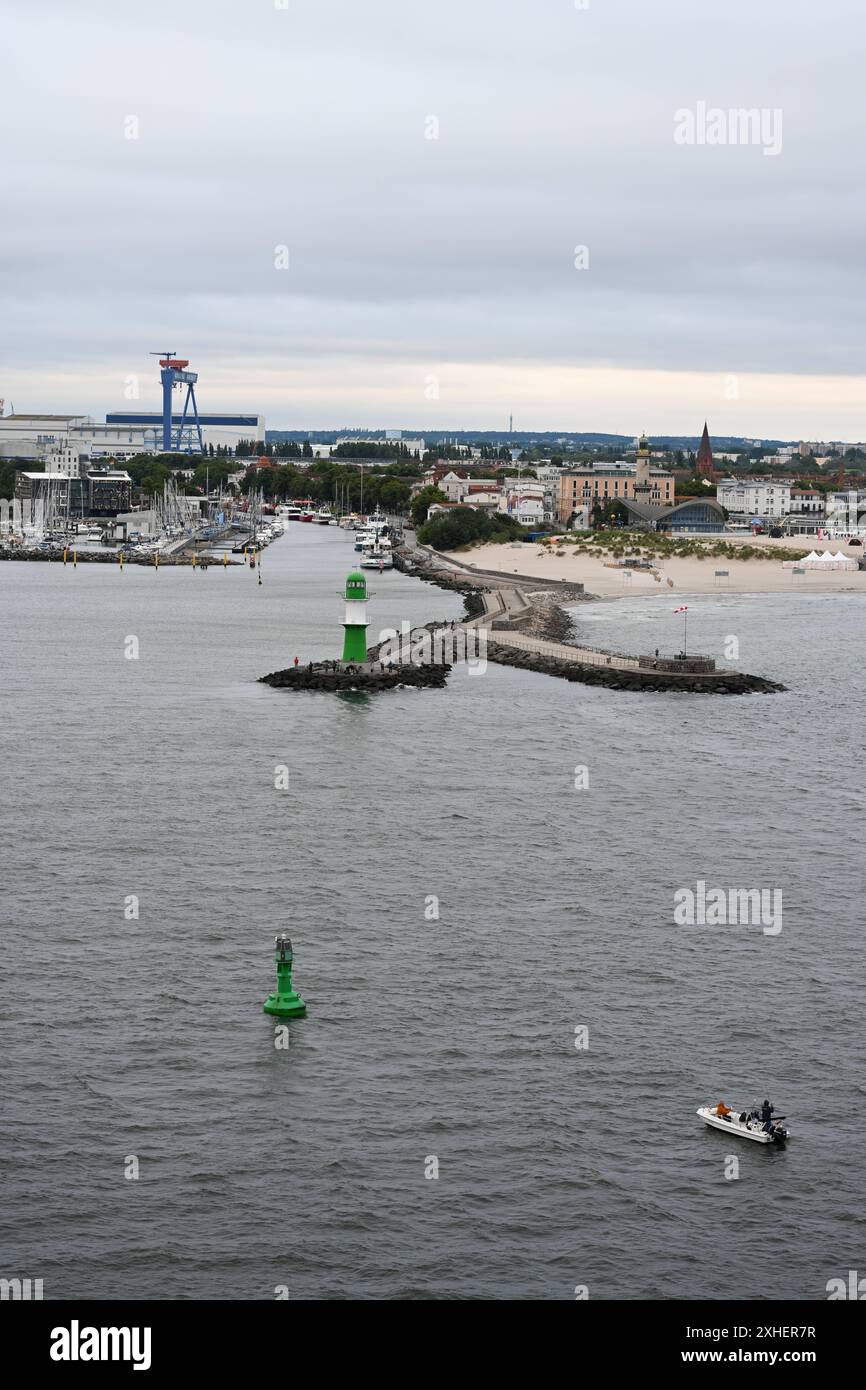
[392,541,786,695]
[0,547,237,567]
[485,641,785,695]
[259,661,451,693]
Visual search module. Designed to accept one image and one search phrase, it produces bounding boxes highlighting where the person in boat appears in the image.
[761,1099,774,1131]
[715,1101,732,1118]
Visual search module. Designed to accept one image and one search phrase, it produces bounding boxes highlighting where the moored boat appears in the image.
[359,537,394,569]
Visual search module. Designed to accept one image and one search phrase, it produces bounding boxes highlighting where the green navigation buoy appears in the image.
[263,933,306,1018]
[341,570,369,664]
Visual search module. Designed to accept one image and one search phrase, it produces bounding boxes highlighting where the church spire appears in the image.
[697,421,714,475]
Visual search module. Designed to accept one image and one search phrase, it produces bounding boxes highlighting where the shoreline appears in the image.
[439,536,866,600]
[390,539,785,694]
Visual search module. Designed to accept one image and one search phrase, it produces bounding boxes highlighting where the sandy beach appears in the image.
[443,535,866,598]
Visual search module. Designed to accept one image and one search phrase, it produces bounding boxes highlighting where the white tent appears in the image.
[783,549,859,570]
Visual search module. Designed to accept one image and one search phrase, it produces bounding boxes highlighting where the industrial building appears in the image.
[0,354,264,464]
[0,410,264,463]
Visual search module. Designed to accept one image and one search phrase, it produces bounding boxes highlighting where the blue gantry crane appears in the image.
[149,351,204,453]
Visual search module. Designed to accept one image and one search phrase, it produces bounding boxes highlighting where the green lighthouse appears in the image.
[263,933,306,1018]
[341,569,369,663]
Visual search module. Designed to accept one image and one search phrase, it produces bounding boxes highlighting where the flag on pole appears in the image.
[673,605,688,614]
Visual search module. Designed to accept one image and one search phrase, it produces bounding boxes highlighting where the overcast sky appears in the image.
[3,0,865,437]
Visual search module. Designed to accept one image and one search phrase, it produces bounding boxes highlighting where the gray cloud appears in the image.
[2,0,865,427]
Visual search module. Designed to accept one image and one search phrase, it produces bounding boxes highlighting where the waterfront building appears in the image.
[788,488,823,516]
[87,468,133,516]
[500,479,548,525]
[715,476,793,520]
[438,472,500,502]
[556,443,674,524]
[14,470,70,510]
[620,497,727,533]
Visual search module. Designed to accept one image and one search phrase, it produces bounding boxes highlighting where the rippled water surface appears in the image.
[2,528,864,1299]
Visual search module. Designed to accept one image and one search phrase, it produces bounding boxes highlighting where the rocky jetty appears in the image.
[394,539,786,695]
[0,546,235,567]
[486,641,786,695]
[259,661,451,693]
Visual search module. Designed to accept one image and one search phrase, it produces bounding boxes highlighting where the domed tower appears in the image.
[634,432,653,500]
[341,569,369,663]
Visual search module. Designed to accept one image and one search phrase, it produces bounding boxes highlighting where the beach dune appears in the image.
[443,536,866,598]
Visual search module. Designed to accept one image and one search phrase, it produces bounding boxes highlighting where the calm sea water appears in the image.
[2,527,864,1300]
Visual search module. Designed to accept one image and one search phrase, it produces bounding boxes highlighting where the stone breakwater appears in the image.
[0,547,238,567]
[259,661,451,693]
[393,544,574,637]
[486,641,786,695]
[394,539,786,695]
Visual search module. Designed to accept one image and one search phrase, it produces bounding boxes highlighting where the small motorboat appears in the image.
[697,1102,790,1145]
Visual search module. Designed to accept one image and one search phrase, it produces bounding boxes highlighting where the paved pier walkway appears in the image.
[489,630,641,671]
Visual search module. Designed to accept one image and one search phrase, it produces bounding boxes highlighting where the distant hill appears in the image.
[265,429,788,449]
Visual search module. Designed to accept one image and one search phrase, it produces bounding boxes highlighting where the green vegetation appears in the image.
[332,441,417,460]
[590,498,629,529]
[236,439,313,459]
[555,530,810,563]
[418,506,525,549]
[0,458,32,499]
[675,475,717,497]
[243,459,411,512]
[410,486,447,526]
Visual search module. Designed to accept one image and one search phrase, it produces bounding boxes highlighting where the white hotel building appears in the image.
[715,476,793,520]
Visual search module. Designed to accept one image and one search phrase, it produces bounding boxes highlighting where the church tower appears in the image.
[697,421,715,477]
